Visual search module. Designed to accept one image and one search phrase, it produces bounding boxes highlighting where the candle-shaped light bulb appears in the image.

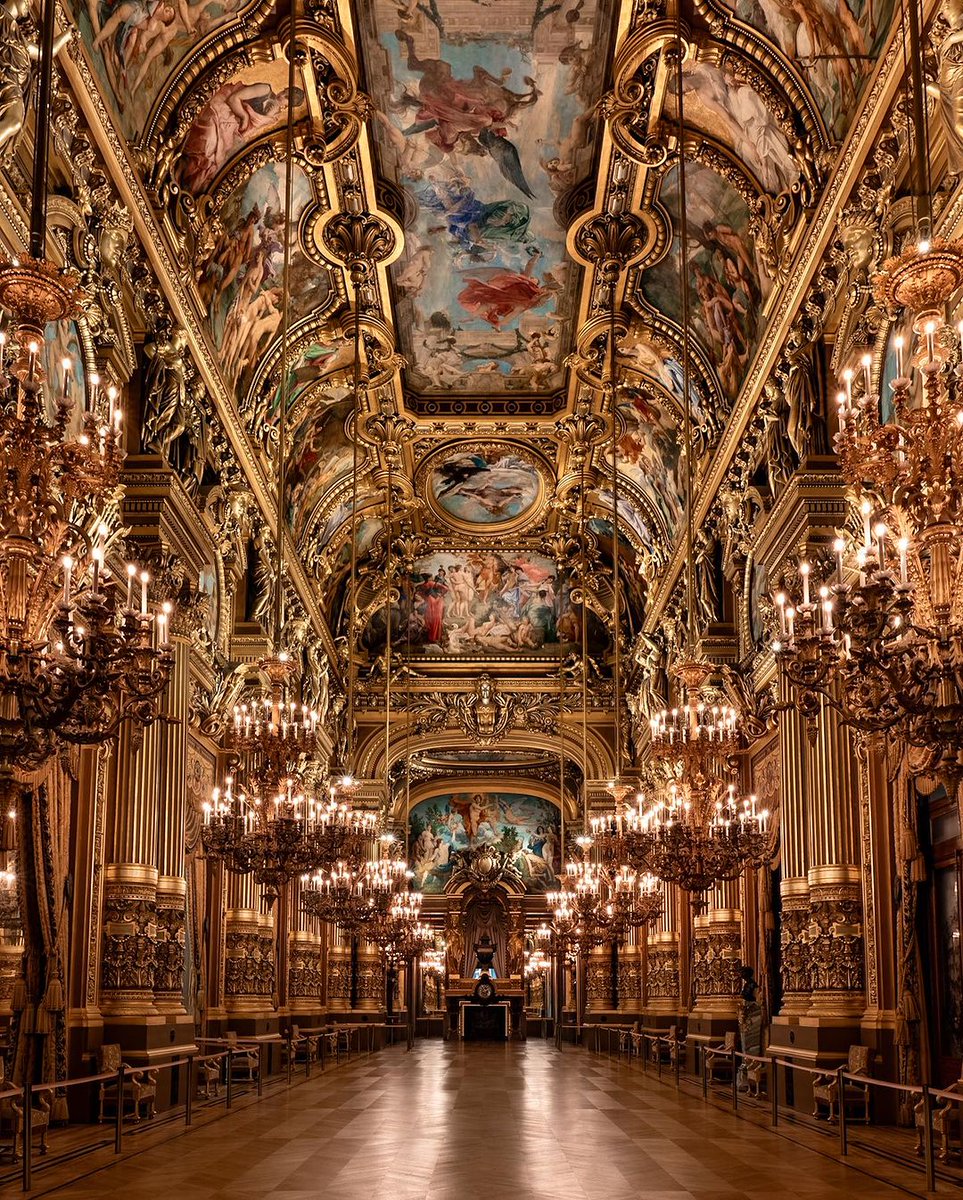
[860,351,872,396]
[799,561,810,607]
[91,545,104,593]
[925,320,937,364]
[898,536,909,584]
[62,554,74,604]
[836,390,847,433]
[874,522,887,562]
[860,497,873,549]
[834,537,845,579]
[125,562,137,609]
[895,334,905,379]
[140,570,149,615]
[775,591,787,636]
[842,367,853,408]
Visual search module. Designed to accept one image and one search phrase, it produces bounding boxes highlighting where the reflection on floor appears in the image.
[50,1042,913,1200]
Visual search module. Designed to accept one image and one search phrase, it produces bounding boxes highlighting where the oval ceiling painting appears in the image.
[422,442,547,532]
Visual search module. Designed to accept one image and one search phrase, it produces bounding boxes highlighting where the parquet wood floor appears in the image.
[45,1042,918,1199]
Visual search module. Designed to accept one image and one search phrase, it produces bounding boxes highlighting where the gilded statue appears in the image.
[141,324,189,462]
[0,0,70,162]
[933,0,963,176]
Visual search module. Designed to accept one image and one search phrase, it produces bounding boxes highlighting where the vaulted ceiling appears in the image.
[68,0,897,646]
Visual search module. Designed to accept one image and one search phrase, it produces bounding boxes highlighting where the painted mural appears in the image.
[616,393,685,537]
[75,0,254,138]
[426,445,542,528]
[360,0,614,394]
[176,62,306,193]
[195,162,331,394]
[285,399,354,540]
[668,59,799,194]
[640,162,768,402]
[410,791,561,893]
[594,486,656,551]
[366,550,582,656]
[726,0,896,139]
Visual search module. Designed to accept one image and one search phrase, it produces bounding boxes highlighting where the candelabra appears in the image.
[371,892,433,967]
[203,779,376,901]
[776,238,963,791]
[0,259,174,798]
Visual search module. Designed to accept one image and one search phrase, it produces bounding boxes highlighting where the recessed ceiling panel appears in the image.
[357,0,616,398]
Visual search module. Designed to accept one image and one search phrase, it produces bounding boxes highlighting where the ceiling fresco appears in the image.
[66,0,905,655]
[357,0,616,398]
[707,0,896,139]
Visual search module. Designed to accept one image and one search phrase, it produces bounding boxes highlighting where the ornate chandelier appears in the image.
[300,849,409,933]
[776,238,963,791]
[643,660,769,904]
[0,259,174,798]
[369,891,433,966]
[546,846,662,952]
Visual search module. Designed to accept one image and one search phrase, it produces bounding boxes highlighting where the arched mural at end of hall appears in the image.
[410,791,561,894]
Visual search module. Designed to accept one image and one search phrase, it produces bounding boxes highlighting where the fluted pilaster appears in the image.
[100,717,162,1018]
[777,672,812,1014]
[154,634,190,1014]
[806,696,865,1017]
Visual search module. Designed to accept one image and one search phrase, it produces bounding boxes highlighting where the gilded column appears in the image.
[101,718,162,1021]
[288,879,323,1017]
[617,932,642,1015]
[154,630,190,1016]
[806,696,865,1018]
[65,747,106,1069]
[356,938,385,1012]
[584,943,613,1013]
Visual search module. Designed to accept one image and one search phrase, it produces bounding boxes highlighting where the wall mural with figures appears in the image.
[194,161,333,395]
[363,550,594,657]
[409,791,561,893]
[358,0,616,395]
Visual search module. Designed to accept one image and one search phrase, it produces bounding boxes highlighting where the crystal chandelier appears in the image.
[546,844,662,952]
[775,238,963,791]
[0,260,174,797]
